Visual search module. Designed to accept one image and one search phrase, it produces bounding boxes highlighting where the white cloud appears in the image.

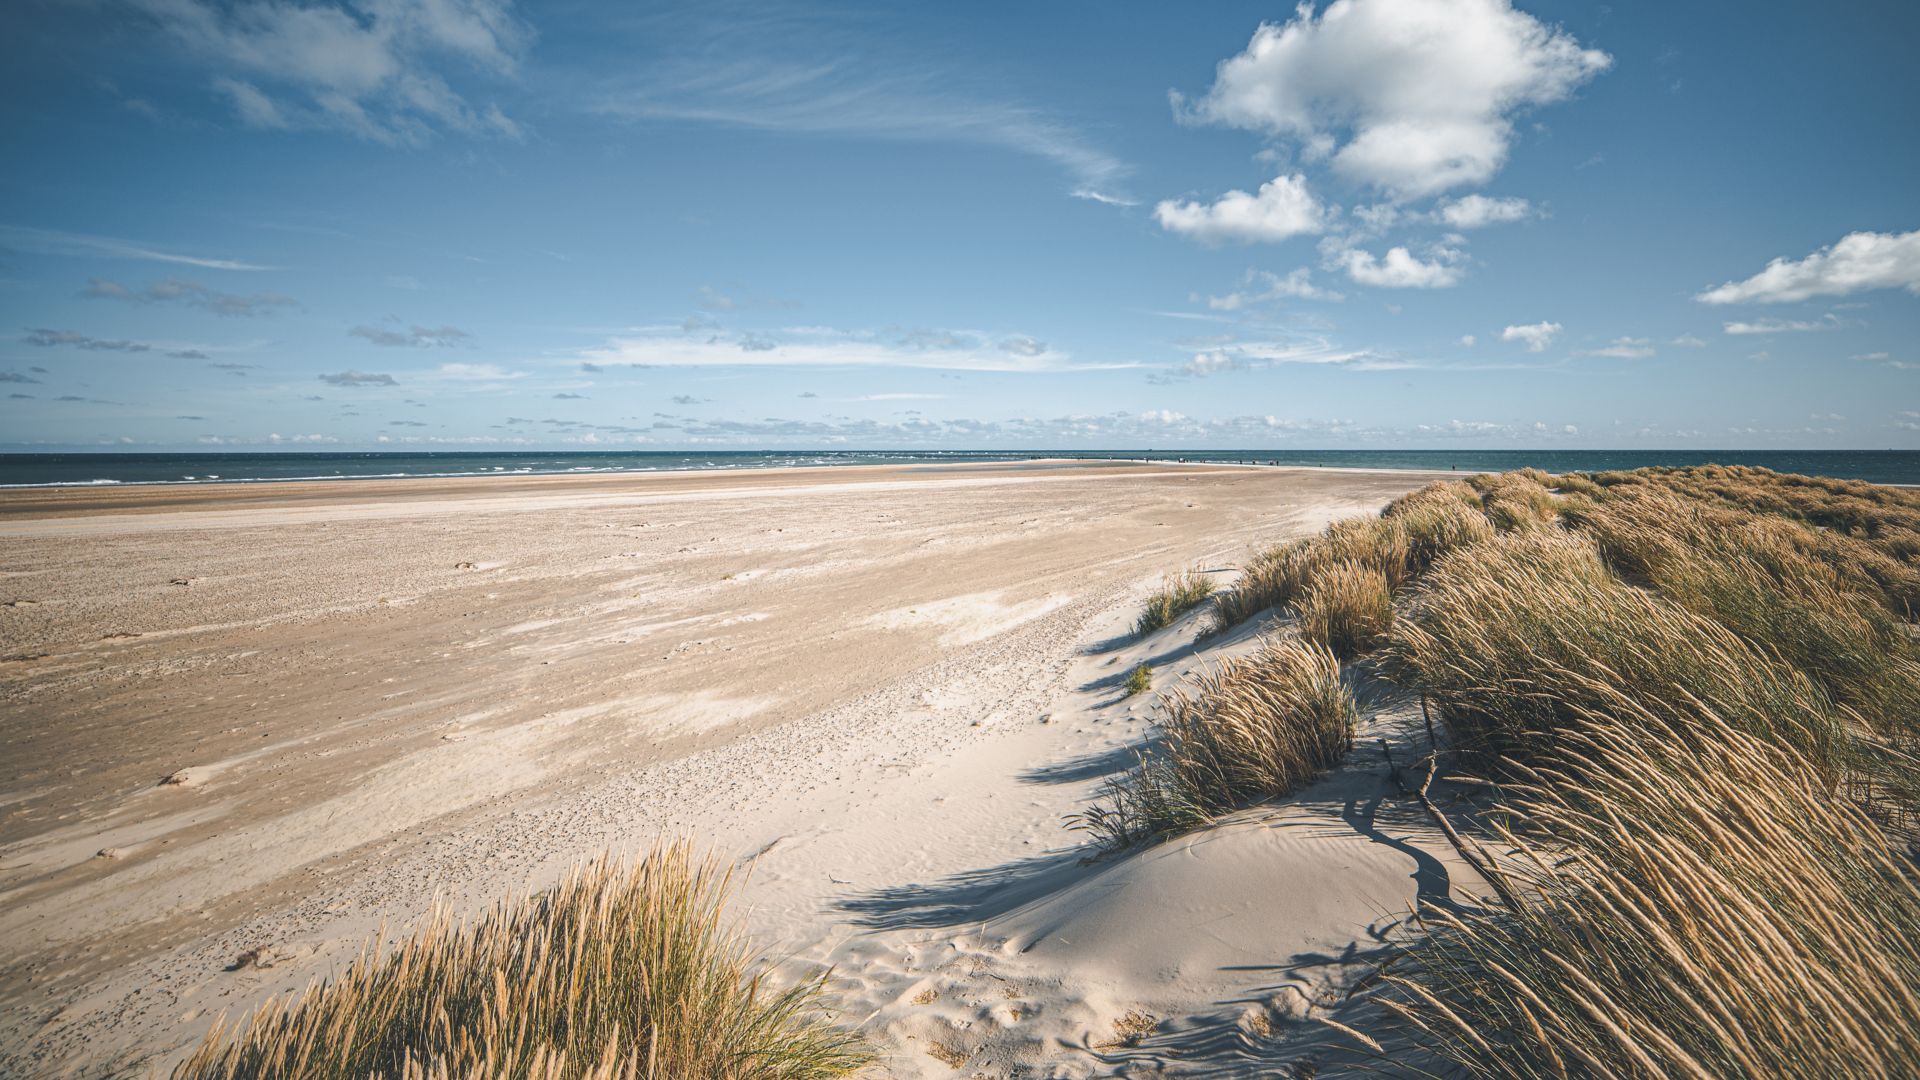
[1853,351,1916,370]
[1501,321,1562,352]
[1721,315,1837,335]
[1177,0,1610,200]
[1438,194,1533,228]
[1180,351,1246,377]
[1154,173,1328,243]
[1459,334,1476,346]
[135,0,529,145]
[1672,333,1707,347]
[1697,229,1920,304]
[1581,336,1654,358]
[1158,336,1416,380]
[578,325,1116,373]
[1331,244,1464,288]
[435,362,522,380]
[1206,267,1344,309]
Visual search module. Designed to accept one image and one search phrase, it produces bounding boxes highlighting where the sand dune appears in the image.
[0,460,1450,1075]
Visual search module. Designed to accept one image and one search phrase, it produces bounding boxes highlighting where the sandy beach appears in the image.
[0,459,1475,1076]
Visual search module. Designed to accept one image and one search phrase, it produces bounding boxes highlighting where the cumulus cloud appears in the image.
[83,276,298,316]
[1438,194,1534,228]
[319,370,398,386]
[135,0,530,145]
[1206,267,1344,309]
[1177,0,1610,200]
[1330,244,1464,288]
[1501,321,1562,352]
[24,328,150,352]
[1672,333,1707,347]
[1697,229,1920,304]
[1154,173,1328,243]
[350,324,471,347]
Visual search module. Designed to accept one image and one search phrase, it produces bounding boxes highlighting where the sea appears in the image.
[1,449,1917,488]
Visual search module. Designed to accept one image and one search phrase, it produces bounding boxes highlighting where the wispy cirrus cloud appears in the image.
[1,224,272,271]
[590,7,1131,203]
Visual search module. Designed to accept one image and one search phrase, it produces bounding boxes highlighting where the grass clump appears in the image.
[1073,638,1356,848]
[1381,480,1497,575]
[1209,516,1415,635]
[1122,662,1153,696]
[1292,561,1393,660]
[175,842,869,1080]
[1386,531,1848,780]
[1468,469,1564,532]
[1133,569,1216,637]
[1378,684,1920,1079]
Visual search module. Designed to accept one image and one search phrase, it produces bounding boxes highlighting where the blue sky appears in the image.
[3,0,1917,451]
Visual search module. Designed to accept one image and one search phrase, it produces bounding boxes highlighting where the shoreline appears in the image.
[0,458,1459,524]
[4,448,1916,493]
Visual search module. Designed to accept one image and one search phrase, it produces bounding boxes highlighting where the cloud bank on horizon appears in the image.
[1,0,1916,450]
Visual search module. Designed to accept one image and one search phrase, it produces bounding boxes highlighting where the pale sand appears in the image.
[0,459,1478,1076]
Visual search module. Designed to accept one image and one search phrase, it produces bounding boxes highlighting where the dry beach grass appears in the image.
[174,843,868,1080]
[1190,464,1920,1076]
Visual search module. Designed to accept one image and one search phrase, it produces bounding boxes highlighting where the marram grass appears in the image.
[1291,559,1393,660]
[1133,568,1216,637]
[1376,681,1920,1080]
[174,843,869,1080]
[1073,637,1355,848]
[1175,464,1920,1074]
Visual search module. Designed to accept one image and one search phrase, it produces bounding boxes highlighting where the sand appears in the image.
[0,459,1482,1077]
